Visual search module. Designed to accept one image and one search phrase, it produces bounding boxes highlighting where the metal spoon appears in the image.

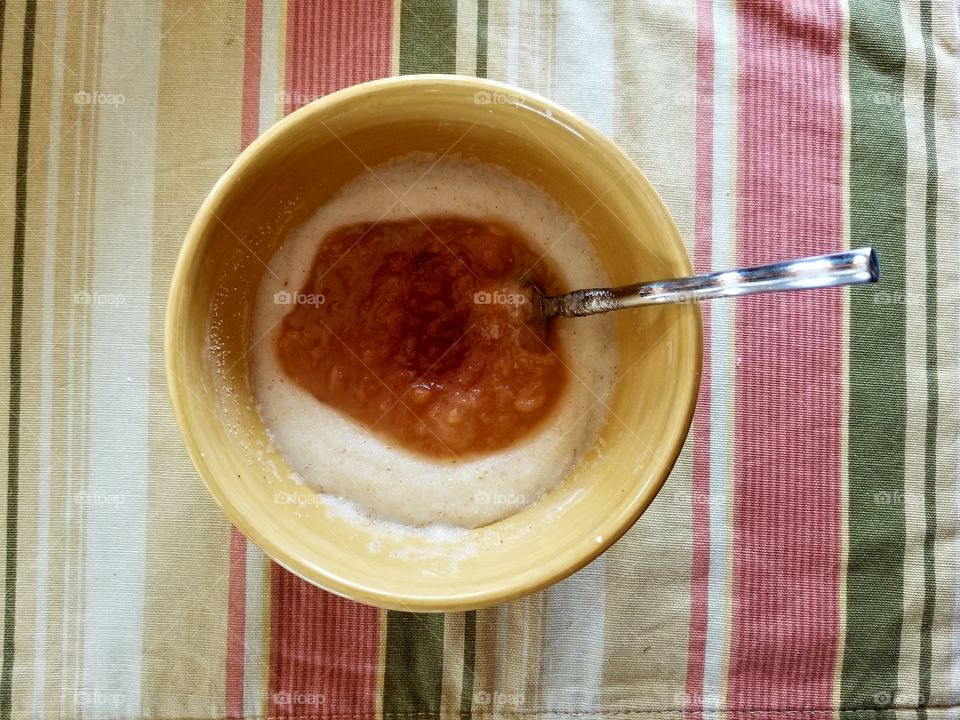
[535,246,879,319]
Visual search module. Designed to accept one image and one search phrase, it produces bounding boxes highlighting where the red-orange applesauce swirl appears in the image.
[275,217,568,458]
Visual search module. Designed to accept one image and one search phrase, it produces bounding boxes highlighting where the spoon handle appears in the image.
[544,246,880,318]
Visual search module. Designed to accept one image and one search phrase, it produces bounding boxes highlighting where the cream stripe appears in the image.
[483,0,510,83]
[242,5,284,712]
[470,609,493,717]
[532,2,614,716]
[259,0,284,127]
[32,2,69,715]
[79,1,160,714]
[241,546,267,715]
[259,0,283,121]
[455,0,478,76]
[895,0,930,708]
[703,0,738,714]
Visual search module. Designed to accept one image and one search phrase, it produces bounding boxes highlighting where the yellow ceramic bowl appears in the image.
[166,75,701,612]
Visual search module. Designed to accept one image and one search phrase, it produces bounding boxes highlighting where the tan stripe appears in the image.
[896,0,929,706]
[834,0,853,715]
[440,613,466,717]
[473,594,546,715]
[31,0,80,714]
[470,5,554,713]
[138,2,245,713]
[390,0,402,77]
[485,0,555,94]
[0,0,28,529]
[7,1,61,709]
[47,0,101,707]
[42,2,96,712]
[67,0,107,704]
[928,0,960,704]
[0,5,23,686]
[597,0,697,710]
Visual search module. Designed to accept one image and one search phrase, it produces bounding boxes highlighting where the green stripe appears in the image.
[917,0,939,714]
[383,7,459,716]
[2,2,37,717]
[840,0,907,716]
[399,0,457,75]
[475,0,488,78]
[458,612,476,719]
[383,613,445,717]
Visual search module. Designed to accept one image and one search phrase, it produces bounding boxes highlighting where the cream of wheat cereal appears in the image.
[250,156,618,528]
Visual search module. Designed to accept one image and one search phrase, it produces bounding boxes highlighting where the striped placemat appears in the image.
[1,0,958,718]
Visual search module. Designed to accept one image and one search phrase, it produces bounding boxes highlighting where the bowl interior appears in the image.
[166,76,701,611]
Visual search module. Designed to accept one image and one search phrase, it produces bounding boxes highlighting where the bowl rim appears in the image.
[165,73,703,612]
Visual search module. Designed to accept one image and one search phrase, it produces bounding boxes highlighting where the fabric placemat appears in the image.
[1,1,959,718]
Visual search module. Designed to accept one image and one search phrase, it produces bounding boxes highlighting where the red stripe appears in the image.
[684,0,715,714]
[267,566,381,719]
[225,0,265,714]
[225,528,249,718]
[283,0,393,113]
[267,3,392,717]
[728,1,844,716]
